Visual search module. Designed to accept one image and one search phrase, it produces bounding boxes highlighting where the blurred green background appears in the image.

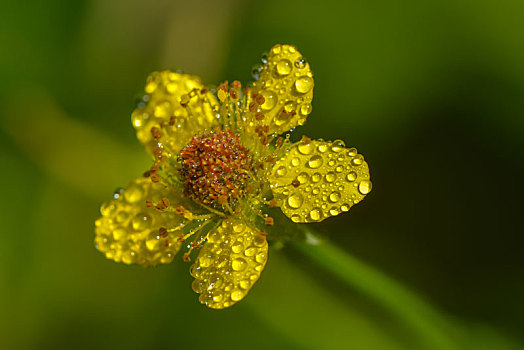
[1,0,523,349]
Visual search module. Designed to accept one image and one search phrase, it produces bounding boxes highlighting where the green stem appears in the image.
[292,228,461,350]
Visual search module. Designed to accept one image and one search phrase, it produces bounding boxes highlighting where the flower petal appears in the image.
[190,218,268,309]
[250,44,314,134]
[132,70,218,154]
[268,139,371,223]
[95,177,188,266]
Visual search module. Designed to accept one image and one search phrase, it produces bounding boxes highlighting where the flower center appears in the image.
[179,127,252,207]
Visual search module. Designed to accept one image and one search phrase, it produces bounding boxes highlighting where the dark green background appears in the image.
[1,0,523,349]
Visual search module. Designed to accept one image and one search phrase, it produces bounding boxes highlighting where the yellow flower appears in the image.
[94,44,372,309]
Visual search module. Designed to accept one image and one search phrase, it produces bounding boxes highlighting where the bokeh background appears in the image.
[1,0,523,349]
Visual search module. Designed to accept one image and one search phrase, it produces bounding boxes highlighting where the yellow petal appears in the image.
[190,218,268,309]
[132,70,218,154]
[250,44,314,134]
[268,139,371,223]
[94,177,188,266]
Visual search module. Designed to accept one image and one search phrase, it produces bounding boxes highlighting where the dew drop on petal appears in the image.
[346,171,357,182]
[232,258,247,271]
[287,193,304,209]
[358,180,372,195]
[309,208,322,221]
[299,103,312,116]
[308,155,323,168]
[351,154,364,166]
[297,172,309,183]
[294,56,307,69]
[276,166,287,176]
[295,76,314,94]
[132,213,152,231]
[331,140,345,153]
[260,90,277,110]
[276,59,293,76]
[298,143,313,155]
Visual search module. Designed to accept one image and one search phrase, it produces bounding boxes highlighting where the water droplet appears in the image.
[233,221,246,233]
[329,207,340,216]
[330,140,344,152]
[244,247,256,257]
[358,180,372,195]
[297,172,309,183]
[145,81,157,94]
[287,193,304,209]
[275,111,290,126]
[256,251,266,263]
[124,183,144,203]
[298,143,313,155]
[260,52,269,64]
[100,202,116,216]
[347,148,357,157]
[299,103,312,116]
[291,157,300,166]
[276,166,287,176]
[272,45,281,54]
[232,241,243,254]
[213,293,224,303]
[260,90,277,110]
[295,76,314,94]
[294,56,307,69]
[232,258,247,271]
[311,173,322,183]
[113,228,126,240]
[329,191,341,203]
[328,160,336,166]
[284,101,296,113]
[291,214,302,223]
[199,252,215,268]
[325,171,336,182]
[317,144,328,153]
[308,155,323,168]
[231,289,244,301]
[309,208,322,221]
[341,203,351,212]
[240,280,250,289]
[116,211,129,223]
[312,187,320,195]
[351,154,364,166]
[335,165,344,173]
[113,187,124,199]
[145,238,160,251]
[346,171,357,182]
[132,213,151,231]
[276,59,292,76]
[251,64,263,80]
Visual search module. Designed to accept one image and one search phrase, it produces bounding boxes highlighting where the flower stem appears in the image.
[292,228,461,350]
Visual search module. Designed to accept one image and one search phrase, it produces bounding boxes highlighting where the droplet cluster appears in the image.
[131,70,217,155]
[251,44,314,134]
[95,178,184,266]
[190,218,268,309]
[179,127,253,207]
[269,140,372,223]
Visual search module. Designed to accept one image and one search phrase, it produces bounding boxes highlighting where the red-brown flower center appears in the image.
[179,128,252,207]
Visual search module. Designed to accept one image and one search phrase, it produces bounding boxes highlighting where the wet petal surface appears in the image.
[269,139,371,223]
[190,218,268,309]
